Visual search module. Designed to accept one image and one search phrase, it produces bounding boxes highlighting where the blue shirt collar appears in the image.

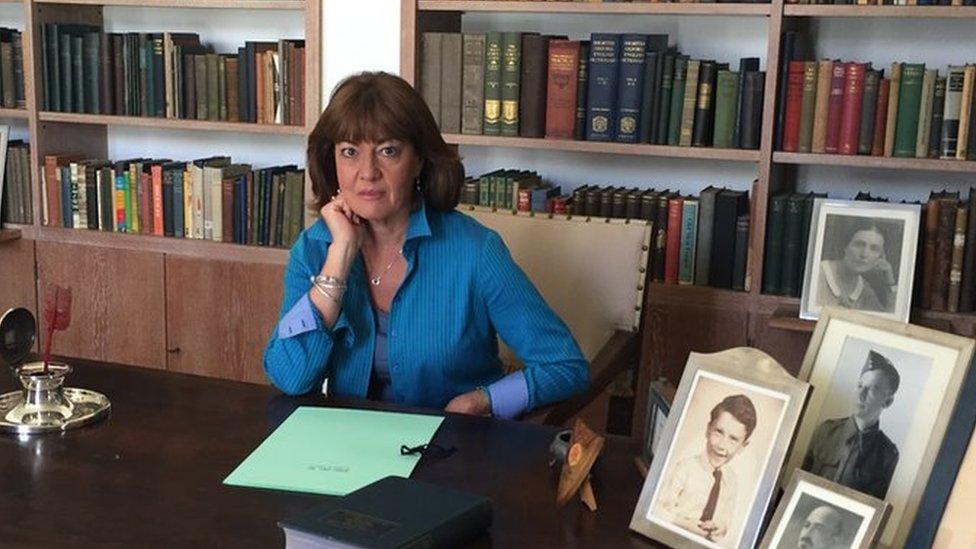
[306,199,433,243]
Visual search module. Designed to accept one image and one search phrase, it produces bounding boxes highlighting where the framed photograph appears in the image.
[783,307,975,548]
[760,469,890,549]
[799,198,921,322]
[630,348,809,549]
[640,378,676,470]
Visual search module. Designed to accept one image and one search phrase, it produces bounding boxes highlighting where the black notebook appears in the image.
[278,476,492,549]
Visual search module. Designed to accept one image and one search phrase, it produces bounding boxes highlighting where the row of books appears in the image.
[763,192,823,298]
[0,141,32,224]
[781,59,976,160]
[42,154,305,248]
[0,29,23,109]
[921,190,976,314]
[40,25,306,125]
[421,31,766,149]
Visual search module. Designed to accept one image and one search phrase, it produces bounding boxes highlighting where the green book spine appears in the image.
[712,70,739,149]
[893,63,925,157]
[858,70,880,155]
[500,32,521,136]
[667,56,688,146]
[654,52,675,144]
[483,32,502,135]
[798,61,819,153]
[207,53,219,122]
[123,171,133,231]
[195,54,208,120]
[678,199,699,285]
[779,194,805,297]
[218,56,227,121]
[420,32,443,128]
[678,59,700,147]
[82,32,99,114]
[762,193,788,295]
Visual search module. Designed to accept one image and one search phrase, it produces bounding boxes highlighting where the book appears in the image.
[885,62,903,157]
[440,33,462,134]
[958,65,976,160]
[733,57,760,149]
[500,31,522,137]
[838,62,865,155]
[519,34,550,139]
[545,40,579,139]
[763,192,789,295]
[667,56,688,146]
[942,66,966,159]
[692,60,717,147]
[483,32,502,135]
[739,71,764,150]
[732,214,750,291]
[798,61,819,153]
[695,186,723,286]
[678,197,699,285]
[278,476,492,549]
[664,195,684,284]
[824,62,846,154]
[782,60,805,152]
[916,69,937,158]
[811,59,833,154]
[949,204,968,313]
[871,78,890,157]
[461,34,486,136]
[614,34,648,144]
[574,41,590,140]
[893,63,925,157]
[585,33,619,141]
[858,69,880,155]
[679,59,700,147]
[711,190,749,289]
[712,71,739,149]
[959,189,976,312]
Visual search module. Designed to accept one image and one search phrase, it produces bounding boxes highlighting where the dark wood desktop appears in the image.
[0,359,657,548]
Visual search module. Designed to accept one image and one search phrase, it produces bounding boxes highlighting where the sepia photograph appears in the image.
[631,348,809,549]
[800,199,920,322]
[761,470,890,549]
[786,308,975,547]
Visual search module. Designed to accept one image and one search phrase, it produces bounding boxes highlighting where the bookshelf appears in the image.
[0,0,320,381]
[401,0,976,438]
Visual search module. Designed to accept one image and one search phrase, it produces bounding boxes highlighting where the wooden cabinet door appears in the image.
[0,239,37,349]
[164,256,283,384]
[35,241,166,368]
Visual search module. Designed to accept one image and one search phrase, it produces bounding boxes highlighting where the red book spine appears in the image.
[140,171,152,235]
[664,197,684,285]
[782,61,806,152]
[517,188,531,211]
[871,78,891,156]
[824,62,847,154]
[839,63,866,155]
[44,156,61,227]
[544,40,580,139]
[151,165,164,236]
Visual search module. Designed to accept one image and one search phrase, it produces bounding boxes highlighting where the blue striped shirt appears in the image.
[263,202,590,415]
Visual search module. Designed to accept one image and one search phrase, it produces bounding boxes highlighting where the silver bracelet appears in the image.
[309,275,346,304]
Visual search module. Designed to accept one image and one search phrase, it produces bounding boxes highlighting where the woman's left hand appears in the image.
[445,390,491,416]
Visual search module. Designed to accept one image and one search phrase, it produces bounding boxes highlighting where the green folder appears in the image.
[223,407,445,496]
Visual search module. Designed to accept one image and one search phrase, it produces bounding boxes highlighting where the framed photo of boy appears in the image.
[760,469,890,549]
[630,348,809,549]
[783,307,974,548]
[799,199,920,322]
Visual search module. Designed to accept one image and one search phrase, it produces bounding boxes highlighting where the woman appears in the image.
[817,220,895,313]
[263,72,589,418]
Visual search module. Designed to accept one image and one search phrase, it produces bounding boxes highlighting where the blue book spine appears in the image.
[262,170,272,246]
[614,34,647,144]
[60,165,72,228]
[678,200,699,285]
[234,176,244,244]
[585,33,620,142]
[162,170,173,237]
[173,169,184,238]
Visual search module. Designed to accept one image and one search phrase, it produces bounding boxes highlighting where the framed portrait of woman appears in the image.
[783,307,974,548]
[630,348,809,549]
[799,199,920,322]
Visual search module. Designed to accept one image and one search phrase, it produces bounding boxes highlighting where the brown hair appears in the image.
[307,71,464,212]
[709,394,758,441]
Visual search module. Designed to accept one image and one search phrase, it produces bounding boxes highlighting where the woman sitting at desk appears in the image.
[263,72,589,418]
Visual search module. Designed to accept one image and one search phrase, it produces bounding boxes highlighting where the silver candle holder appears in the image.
[0,308,110,435]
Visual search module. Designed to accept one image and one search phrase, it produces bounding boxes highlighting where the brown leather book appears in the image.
[931,196,961,311]
[957,65,976,160]
[920,193,940,310]
[221,174,235,243]
[871,78,890,156]
[226,56,239,123]
[782,61,805,152]
[811,59,833,153]
[948,204,968,313]
[824,62,847,154]
[838,62,866,155]
[915,69,936,158]
[884,62,902,157]
[519,34,550,138]
[545,40,580,139]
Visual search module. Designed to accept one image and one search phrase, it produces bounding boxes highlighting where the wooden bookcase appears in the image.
[0,0,321,380]
[401,0,976,435]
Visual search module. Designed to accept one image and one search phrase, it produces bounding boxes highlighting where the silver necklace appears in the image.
[368,248,403,286]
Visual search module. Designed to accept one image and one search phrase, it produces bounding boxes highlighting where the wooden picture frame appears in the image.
[799,199,921,322]
[630,348,809,549]
[760,469,890,549]
[783,307,975,548]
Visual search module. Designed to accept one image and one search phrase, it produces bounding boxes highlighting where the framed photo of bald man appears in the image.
[783,307,975,549]
[760,469,890,549]
[799,199,920,322]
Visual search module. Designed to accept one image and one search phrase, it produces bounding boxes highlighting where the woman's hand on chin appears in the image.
[320,193,365,249]
[444,389,491,416]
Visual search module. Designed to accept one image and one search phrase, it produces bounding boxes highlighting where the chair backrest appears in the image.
[463,207,652,366]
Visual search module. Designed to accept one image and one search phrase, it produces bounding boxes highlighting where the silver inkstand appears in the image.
[0,307,110,435]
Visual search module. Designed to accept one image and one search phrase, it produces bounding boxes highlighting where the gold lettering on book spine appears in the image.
[485,100,500,125]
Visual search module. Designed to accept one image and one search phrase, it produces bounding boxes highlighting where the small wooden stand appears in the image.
[556,419,605,511]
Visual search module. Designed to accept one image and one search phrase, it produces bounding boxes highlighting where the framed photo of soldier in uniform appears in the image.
[783,307,974,549]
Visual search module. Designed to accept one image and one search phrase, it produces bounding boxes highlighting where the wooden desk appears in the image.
[0,360,657,548]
